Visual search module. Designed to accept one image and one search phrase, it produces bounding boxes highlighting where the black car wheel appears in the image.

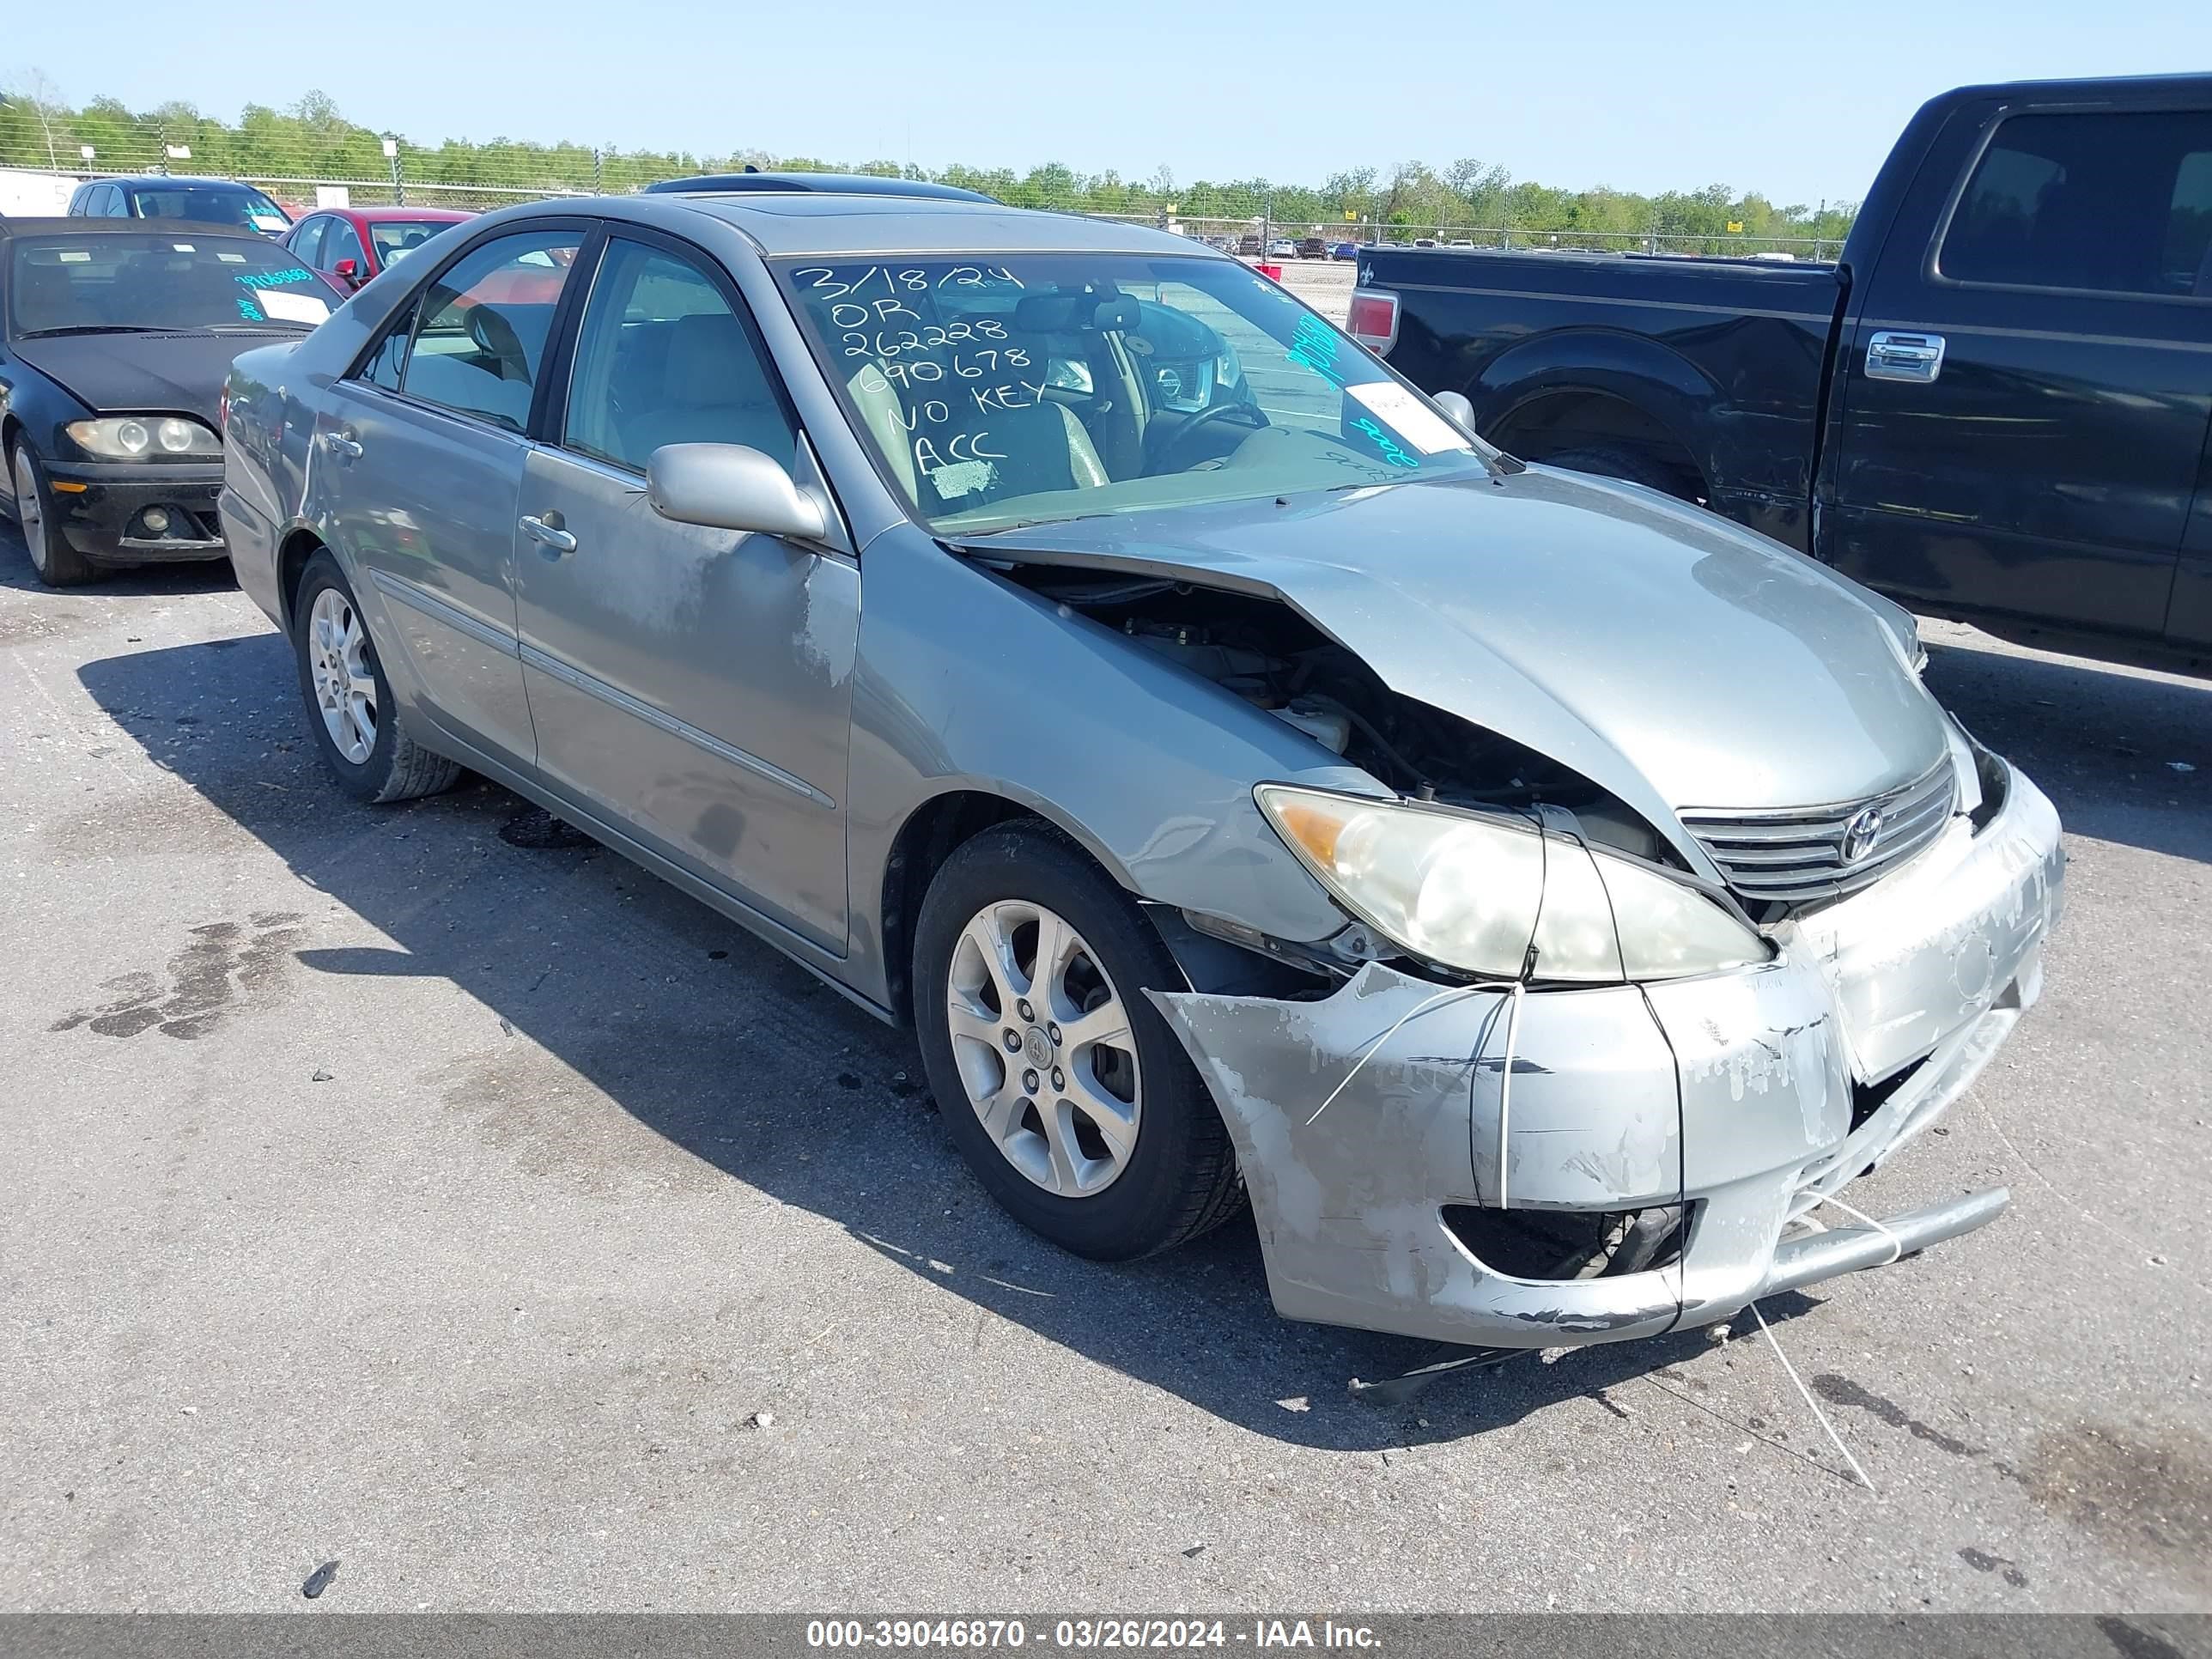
[9,443,97,587]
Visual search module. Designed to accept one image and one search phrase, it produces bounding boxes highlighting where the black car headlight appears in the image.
[64,416,221,459]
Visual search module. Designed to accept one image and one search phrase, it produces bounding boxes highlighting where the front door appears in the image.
[1826,98,2212,641]
[311,225,587,774]
[513,232,858,953]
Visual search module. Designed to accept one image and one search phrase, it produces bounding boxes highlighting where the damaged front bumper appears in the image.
[1152,760,2065,1349]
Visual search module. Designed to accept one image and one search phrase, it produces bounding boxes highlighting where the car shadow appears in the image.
[1923,635,2210,866]
[70,627,1864,1453]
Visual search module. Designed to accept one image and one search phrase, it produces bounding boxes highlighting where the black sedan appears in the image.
[0,219,343,586]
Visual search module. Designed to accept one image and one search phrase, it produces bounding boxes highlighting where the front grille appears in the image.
[1680,759,1958,908]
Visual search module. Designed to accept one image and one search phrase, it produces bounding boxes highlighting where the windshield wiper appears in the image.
[15,324,173,338]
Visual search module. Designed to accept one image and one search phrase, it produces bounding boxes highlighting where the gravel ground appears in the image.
[0,514,2206,1613]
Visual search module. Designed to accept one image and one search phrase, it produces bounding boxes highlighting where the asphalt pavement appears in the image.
[0,517,2206,1613]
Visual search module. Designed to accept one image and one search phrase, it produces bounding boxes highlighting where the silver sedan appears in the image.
[218,188,2062,1353]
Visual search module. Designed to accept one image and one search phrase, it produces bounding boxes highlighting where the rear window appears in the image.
[1940,108,2212,298]
[125,185,291,235]
[6,234,341,336]
[367,220,459,264]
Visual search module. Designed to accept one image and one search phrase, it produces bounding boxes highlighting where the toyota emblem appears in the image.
[1840,805,1885,864]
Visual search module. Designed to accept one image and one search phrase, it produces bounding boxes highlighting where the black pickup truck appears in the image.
[1353,74,2212,668]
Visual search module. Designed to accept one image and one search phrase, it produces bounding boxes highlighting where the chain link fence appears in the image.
[8,146,1843,261]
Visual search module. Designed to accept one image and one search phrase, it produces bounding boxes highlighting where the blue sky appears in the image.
[8,0,2207,202]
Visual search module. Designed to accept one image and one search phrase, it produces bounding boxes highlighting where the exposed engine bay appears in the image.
[998,563,1674,867]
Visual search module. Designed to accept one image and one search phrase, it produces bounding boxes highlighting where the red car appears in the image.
[281,205,474,293]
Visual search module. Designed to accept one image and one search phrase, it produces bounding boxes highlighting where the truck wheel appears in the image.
[1544,444,1698,501]
[913,821,1244,1261]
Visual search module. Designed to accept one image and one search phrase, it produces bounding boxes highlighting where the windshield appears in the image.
[368,220,458,263]
[125,185,291,234]
[7,234,341,337]
[774,252,1492,533]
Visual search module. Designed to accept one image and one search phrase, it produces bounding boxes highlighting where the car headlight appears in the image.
[1257,784,1771,981]
[64,416,221,459]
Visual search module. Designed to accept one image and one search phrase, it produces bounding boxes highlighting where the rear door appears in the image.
[1826,94,2212,641]
[310,222,589,775]
[511,229,858,952]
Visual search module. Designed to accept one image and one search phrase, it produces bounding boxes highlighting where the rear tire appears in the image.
[292,550,461,804]
[1542,443,1699,501]
[10,443,98,587]
[913,822,1243,1261]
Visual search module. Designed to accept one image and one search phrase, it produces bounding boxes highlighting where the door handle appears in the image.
[519,514,577,556]
[1865,331,1946,384]
[325,430,362,459]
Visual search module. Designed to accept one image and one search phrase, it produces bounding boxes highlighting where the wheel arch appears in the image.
[276,526,330,629]
[1468,330,1717,496]
[877,786,1129,1026]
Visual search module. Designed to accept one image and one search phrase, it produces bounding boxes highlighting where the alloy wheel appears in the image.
[307,586,378,765]
[945,898,1143,1197]
[13,450,49,577]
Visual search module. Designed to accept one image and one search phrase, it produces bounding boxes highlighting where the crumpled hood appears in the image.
[968,465,1949,841]
[11,331,298,428]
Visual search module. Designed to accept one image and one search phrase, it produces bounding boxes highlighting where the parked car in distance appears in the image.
[0,218,342,584]
[68,177,293,237]
[1235,234,1262,256]
[1295,236,1327,260]
[1329,241,1361,260]
[1267,238,1297,258]
[218,185,2061,1358]
[1356,72,2212,670]
[286,206,474,292]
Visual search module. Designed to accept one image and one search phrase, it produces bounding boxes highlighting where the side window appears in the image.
[397,229,583,432]
[2168,151,2212,296]
[1941,108,2212,297]
[562,237,799,473]
[292,218,327,267]
[326,218,367,269]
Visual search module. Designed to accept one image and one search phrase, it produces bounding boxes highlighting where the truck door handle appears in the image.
[325,430,362,459]
[1866,331,1946,384]
[519,514,577,556]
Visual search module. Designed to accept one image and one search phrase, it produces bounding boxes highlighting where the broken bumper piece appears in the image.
[1152,761,2063,1350]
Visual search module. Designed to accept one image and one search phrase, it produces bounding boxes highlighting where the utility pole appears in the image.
[593,145,605,194]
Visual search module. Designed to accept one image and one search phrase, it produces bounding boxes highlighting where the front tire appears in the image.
[292,550,460,804]
[10,443,97,587]
[913,822,1243,1261]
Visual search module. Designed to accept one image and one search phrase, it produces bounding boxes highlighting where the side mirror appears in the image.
[1432,389,1477,434]
[647,443,827,541]
[333,258,361,288]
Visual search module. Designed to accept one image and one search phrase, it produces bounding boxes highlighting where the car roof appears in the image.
[637,192,1201,258]
[91,176,270,191]
[336,206,475,222]
[1940,70,2212,101]
[0,216,274,241]
[644,171,991,202]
